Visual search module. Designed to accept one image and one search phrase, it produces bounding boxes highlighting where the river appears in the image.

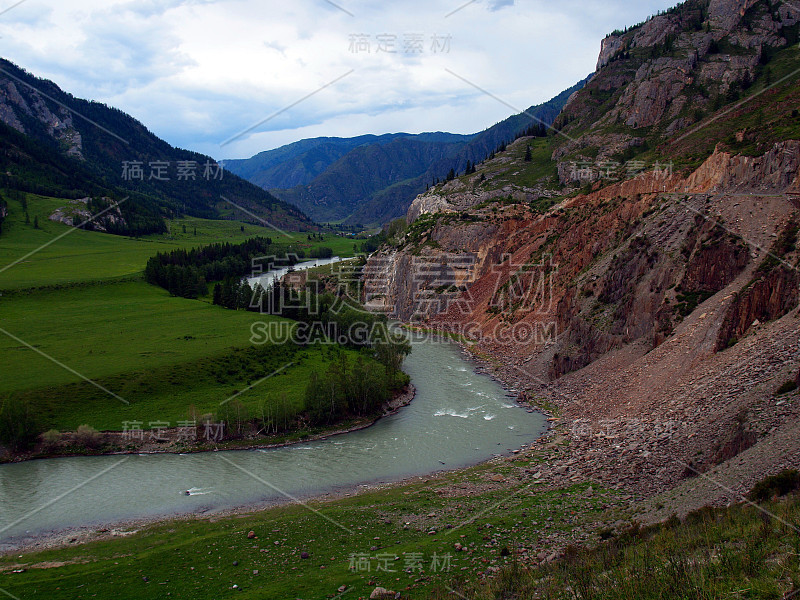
[247,255,345,289]
[0,331,547,550]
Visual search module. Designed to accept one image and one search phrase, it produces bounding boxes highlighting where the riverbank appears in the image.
[0,336,635,600]
[0,376,543,558]
[0,335,551,557]
[0,450,455,557]
[0,387,419,555]
[0,456,636,600]
[0,384,417,465]
[1,333,794,598]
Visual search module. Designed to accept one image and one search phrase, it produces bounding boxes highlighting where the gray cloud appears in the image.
[0,0,680,159]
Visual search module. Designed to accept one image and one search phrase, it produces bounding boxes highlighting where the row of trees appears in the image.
[144,236,277,298]
[212,278,259,310]
[155,264,209,298]
[310,246,334,259]
[516,123,548,140]
[216,343,410,436]
[305,352,396,426]
[145,236,336,299]
[207,275,411,433]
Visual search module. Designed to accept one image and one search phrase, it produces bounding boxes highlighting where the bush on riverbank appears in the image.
[74,424,103,449]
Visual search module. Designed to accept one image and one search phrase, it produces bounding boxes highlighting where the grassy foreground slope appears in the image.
[0,457,617,599]
[0,449,797,599]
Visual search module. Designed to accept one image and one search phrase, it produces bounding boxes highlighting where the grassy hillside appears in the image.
[436,491,800,599]
[0,192,353,290]
[0,192,374,438]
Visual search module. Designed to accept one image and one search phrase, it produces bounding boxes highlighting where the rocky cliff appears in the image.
[556,0,800,184]
[368,139,798,368]
[0,78,84,159]
[362,0,800,501]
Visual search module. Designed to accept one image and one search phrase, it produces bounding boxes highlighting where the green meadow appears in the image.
[0,193,355,290]
[0,192,369,434]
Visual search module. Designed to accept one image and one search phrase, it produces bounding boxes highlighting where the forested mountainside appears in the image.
[222,132,474,191]
[226,79,587,226]
[0,59,311,236]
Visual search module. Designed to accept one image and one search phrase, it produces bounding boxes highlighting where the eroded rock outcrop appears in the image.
[366,140,799,381]
[0,79,84,159]
[556,0,800,184]
[49,198,125,232]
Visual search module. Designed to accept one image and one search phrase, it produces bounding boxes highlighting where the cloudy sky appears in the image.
[1,0,677,159]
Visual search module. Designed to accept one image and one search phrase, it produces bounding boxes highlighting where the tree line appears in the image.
[0,195,6,234]
[219,344,410,437]
[144,236,277,298]
[145,236,338,299]
[210,280,412,433]
[304,351,399,426]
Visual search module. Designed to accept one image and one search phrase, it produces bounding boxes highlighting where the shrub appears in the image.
[40,429,62,452]
[75,424,103,449]
[748,470,800,502]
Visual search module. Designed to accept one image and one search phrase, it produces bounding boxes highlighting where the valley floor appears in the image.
[0,328,797,598]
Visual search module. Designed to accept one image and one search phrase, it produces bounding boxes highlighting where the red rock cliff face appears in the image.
[716,218,800,351]
[365,141,800,382]
[546,206,751,379]
[716,266,799,350]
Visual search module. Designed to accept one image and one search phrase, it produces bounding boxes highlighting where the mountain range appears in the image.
[225,79,589,226]
[0,54,590,232]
